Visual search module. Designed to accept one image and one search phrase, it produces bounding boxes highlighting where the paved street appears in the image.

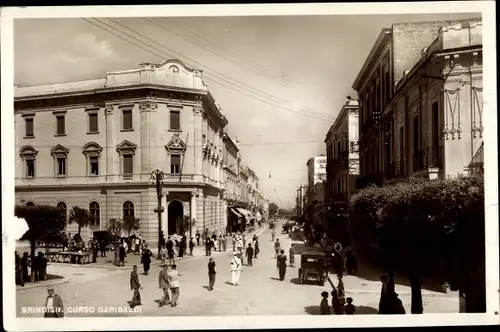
[16,219,458,317]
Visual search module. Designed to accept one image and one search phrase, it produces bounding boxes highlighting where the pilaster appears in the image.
[105,104,117,177]
[139,101,158,174]
[193,106,203,175]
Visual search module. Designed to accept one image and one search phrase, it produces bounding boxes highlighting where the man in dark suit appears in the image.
[129,265,142,308]
[44,286,64,318]
[245,243,254,266]
[158,265,170,307]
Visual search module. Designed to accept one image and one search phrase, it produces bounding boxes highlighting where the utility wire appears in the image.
[84,17,336,122]
[158,17,337,106]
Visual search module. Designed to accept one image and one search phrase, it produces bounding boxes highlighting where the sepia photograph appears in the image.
[1,2,498,330]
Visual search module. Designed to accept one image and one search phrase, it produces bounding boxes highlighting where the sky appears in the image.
[14,12,480,209]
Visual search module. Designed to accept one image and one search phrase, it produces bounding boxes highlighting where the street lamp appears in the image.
[150,169,166,258]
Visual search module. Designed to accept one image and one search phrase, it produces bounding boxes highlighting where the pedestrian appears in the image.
[232,234,236,251]
[222,235,227,251]
[378,274,390,314]
[345,297,356,315]
[158,265,170,307]
[160,245,168,266]
[196,231,201,246]
[289,244,295,267]
[245,243,254,266]
[166,237,175,265]
[331,288,342,314]
[207,257,216,291]
[337,274,346,314]
[141,248,153,275]
[320,291,331,315]
[168,264,182,307]
[271,229,276,242]
[205,237,212,256]
[178,237,185,258]
[252,234,257,243]
[119,243,126,267]
[15,252,24,286]
[135,237,141,255]
[276,249,287,281]
[44,286,64,318]
[21,252,29,284]
[346,249,358,275]
[189,237,195,256]
[91,241,98,263]
[274,239,281,259]
[218,235,223,252]
[129,265,142,308]
[35,252,48,281]
[386,292,406,314]
[230,252,242,286]
[254,238,260,258]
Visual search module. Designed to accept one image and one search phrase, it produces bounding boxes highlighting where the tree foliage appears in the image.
[123,216,140,236]
[15,204,66,247]
[349,175,485,308]
[68,206,93,235]
[269,202,279,216]
[106,218,124,238]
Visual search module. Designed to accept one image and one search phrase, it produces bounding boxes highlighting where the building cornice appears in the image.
[352,29,392,91]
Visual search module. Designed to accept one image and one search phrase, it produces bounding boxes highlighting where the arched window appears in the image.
[169,65,179,73]
[57,202,67,222]
[89,201,100,227]
[123,201,135,218]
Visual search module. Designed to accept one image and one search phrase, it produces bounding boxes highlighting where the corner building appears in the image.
[15,59,229,245]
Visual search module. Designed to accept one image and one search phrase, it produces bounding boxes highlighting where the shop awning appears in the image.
[230,208,242,218]
[236,208,254,220]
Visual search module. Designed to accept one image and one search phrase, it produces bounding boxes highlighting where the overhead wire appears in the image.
[83,17,336,122]
[157,17,337,106]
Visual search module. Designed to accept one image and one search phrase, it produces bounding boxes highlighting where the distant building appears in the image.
[325,97,360,207]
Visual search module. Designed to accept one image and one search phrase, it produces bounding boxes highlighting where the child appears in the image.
[320,291,331,315]
[345,297,355,315]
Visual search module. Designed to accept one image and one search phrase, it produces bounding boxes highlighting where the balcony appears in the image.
[385,161,407,180]
[412,147,442,173]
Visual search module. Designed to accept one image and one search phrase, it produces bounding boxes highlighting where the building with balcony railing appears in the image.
[14,59,230,244]
[352,18,483,189]
[325,97,360,206]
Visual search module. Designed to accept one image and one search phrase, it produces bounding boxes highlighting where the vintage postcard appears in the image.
[1,2,498,331]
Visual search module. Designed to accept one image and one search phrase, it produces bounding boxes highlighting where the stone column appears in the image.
[162,190,169,236]
[190,192,197,234]
[193,106,204,175]
[105,104,116,179]
[139,101,158,175]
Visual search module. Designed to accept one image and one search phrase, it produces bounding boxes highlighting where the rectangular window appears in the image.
[122,110,133,130]
[123,155,133,174]
[25,118,34,137]
[57,157,66,176]
[88,113,98,133]
[432,102,439,147]
[170,154,181,174]
[26,160,35,178]
[56,116,65,135]
[170,110,181,130]
[90,156,99,176]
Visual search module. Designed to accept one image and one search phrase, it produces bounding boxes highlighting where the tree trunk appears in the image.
[408,267,423,314]
[78,224,81,235]
[30,239,36,282]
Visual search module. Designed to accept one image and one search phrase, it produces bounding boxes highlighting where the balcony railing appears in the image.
[386,161,407,180]
[412,147,442,172]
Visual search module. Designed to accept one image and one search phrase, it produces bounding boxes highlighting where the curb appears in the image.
[16,276,69,291]
[342,289,456,298]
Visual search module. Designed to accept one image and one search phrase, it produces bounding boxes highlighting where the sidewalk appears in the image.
[17,226,268,290]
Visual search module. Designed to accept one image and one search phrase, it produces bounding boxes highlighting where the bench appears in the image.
[46,251,92,265]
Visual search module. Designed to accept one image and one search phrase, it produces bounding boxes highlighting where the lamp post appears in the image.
[150,169,166,258]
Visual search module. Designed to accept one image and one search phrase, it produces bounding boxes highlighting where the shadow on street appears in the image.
[304,305,378,315]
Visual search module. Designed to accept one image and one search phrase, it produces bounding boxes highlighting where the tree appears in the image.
[123,216,140,237]
[15,204,66,281]
[68,206,93,236]
[179,216,196,235]
[269,202,279,216]
[106,218,124,238]
[349,175,485,313]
